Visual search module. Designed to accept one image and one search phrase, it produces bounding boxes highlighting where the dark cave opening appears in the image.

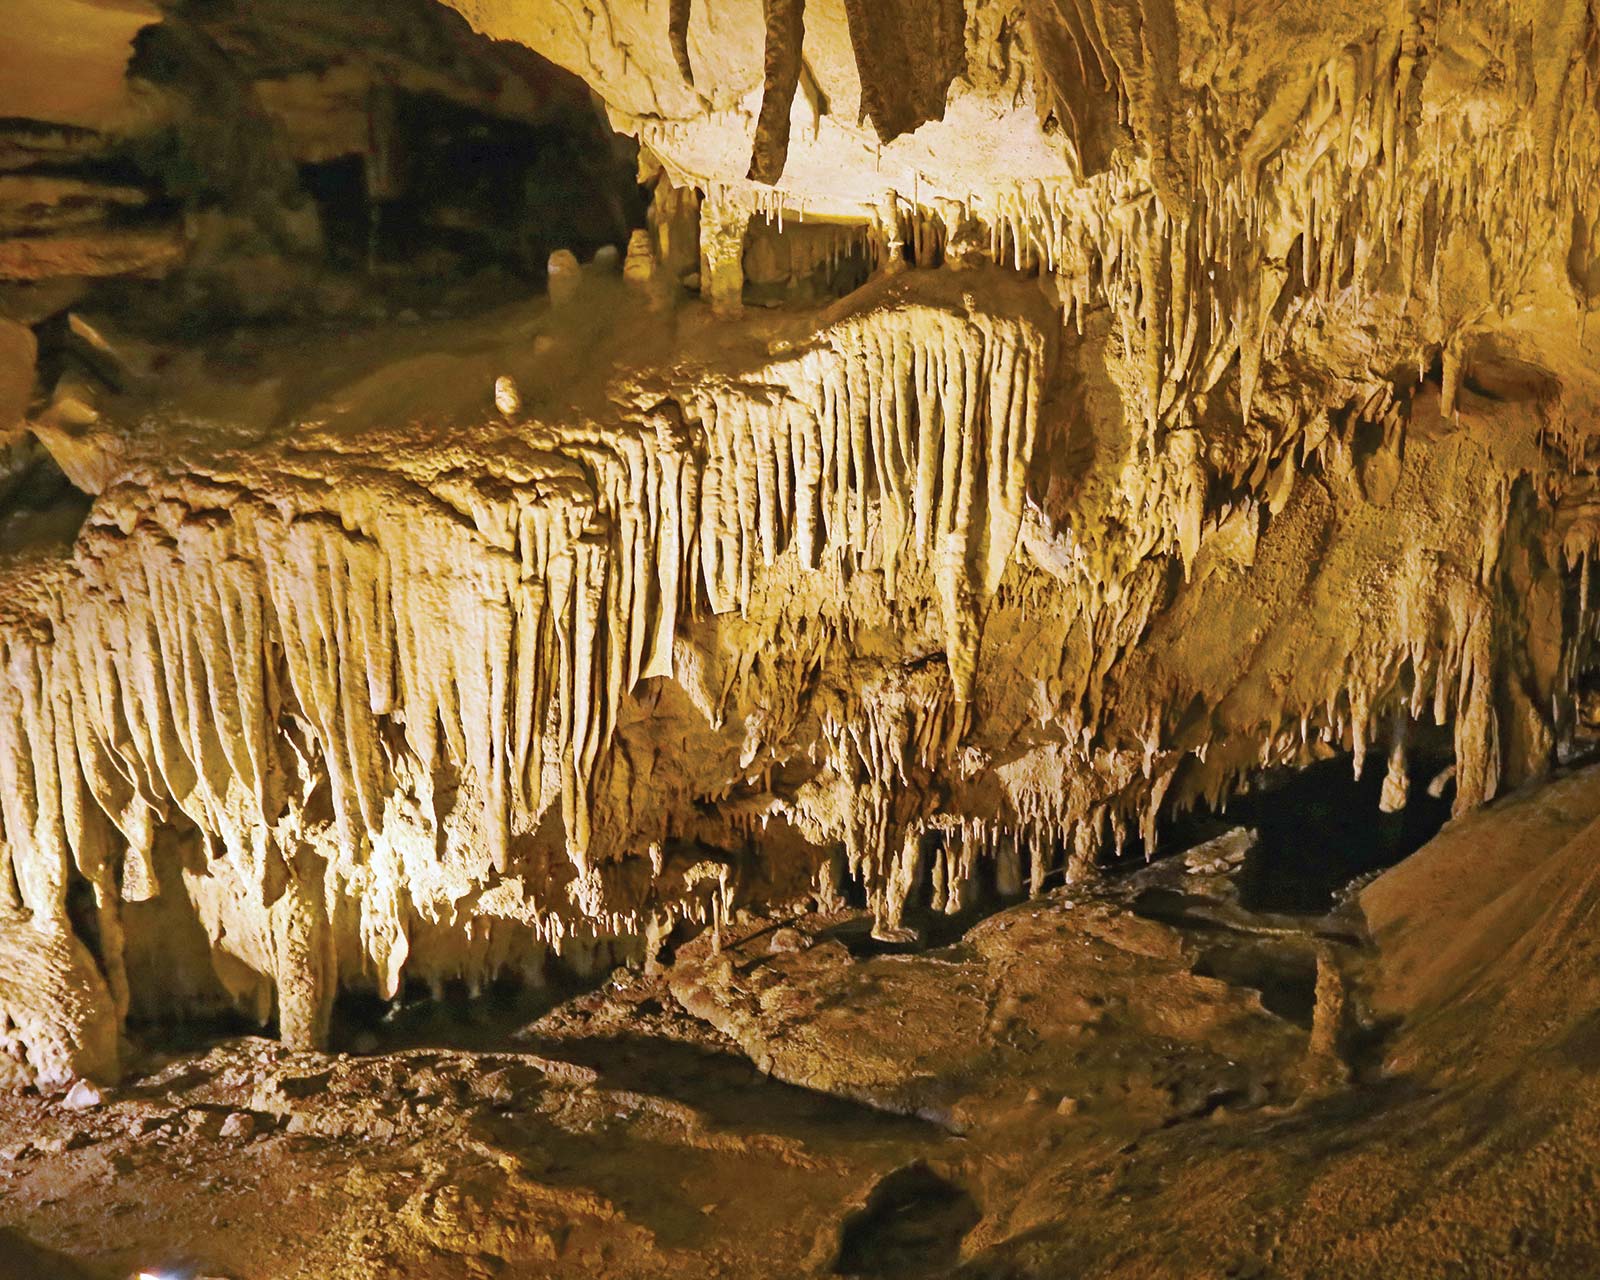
[1231,754,1456,913]
[1139,732,1459,917]
[329,972,559,1056]
[299,88,644,284]
[742,215,874,307]
[59,0,657,346]
[0,441,93,556]
[812,732,1462,966]
[296,153,367,268]
[1191,940,1319,1028]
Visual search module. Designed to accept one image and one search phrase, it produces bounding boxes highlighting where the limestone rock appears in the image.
[59,1078,102,1109]
[668,902,1303,1127]
[0,919,119,1090]
[1183,828,1257,875]
[0,228,184,282]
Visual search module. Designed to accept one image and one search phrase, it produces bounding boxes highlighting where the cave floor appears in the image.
[7,768,1600,1279]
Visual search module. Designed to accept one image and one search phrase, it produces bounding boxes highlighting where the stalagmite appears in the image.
[494,376,521,419]
[270,850,335,1051]
[1379,711,1410,814]
[699,193,750,315]
[547,250,582,306]
[0,917,119,1089]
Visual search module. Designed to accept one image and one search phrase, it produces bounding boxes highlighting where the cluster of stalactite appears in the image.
[9,0,1600,1084]
[660,7,1600,605]
[833,23,1600,433]
[0,282,1048,1065]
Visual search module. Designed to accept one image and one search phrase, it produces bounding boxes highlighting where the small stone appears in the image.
[1024,1085,1045,1105]
[218,1112,256,1140]
[1057,1096,1080,1117]
[767,927,809,954]
[591,244,621,272]
[61,1079,102,1110]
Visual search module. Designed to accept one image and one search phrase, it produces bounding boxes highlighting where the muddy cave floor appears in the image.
[8,764,1600,1279]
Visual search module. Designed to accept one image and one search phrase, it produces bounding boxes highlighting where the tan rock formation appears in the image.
[0,0,1595,1095]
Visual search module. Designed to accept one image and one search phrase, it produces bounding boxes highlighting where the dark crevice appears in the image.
[1233,754,1454,914]
[1138,747,1455,917]
[1192,942,1318,1029]
[0,443,93,556]
[833,1162,981,1278]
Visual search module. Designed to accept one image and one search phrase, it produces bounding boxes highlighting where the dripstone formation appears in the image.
[2,0,1599,1091]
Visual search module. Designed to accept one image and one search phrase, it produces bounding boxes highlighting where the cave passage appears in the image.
[1142,748,1458,915]
[1234,756,1456,913]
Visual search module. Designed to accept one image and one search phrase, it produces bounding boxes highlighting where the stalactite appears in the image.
[747,0,806,185]
[5,0,1600,1083]
[0,280,1053,1056]
[669,0,695,88]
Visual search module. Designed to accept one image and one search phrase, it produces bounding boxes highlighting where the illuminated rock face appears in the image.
[3,0,1600,1084]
